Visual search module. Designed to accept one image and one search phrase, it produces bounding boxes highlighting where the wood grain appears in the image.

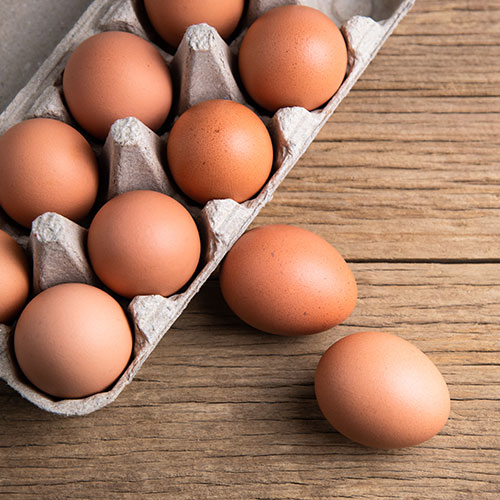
[1,0,500,499]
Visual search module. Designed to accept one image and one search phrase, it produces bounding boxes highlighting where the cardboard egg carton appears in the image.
[0,0,415,415]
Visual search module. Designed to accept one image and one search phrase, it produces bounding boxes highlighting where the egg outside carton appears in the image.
[0,0,415,416]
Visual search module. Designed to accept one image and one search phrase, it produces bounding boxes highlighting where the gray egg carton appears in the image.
[0,0,414,415]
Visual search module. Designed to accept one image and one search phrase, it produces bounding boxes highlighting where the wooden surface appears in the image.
[1,1,500,498]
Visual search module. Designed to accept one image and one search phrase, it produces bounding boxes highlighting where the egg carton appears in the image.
[0,0,415,415]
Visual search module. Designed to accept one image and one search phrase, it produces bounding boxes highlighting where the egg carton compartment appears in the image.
[0,0,414,415]
[247,0,407,24]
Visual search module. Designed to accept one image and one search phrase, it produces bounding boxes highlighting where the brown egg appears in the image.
[167,100,273,205]
[14,283,133,399]
[63,31,173,140]
[315,332,451,448]
[144,0,245,47]
[219,225,357,335]
[0,230,30,324]
[238,5,348,112]
[88,190,201,298]
[0,118,99,228]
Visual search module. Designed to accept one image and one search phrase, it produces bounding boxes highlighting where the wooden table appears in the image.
[1,1,499,498]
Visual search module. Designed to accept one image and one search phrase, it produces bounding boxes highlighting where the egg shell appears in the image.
[219,224,357,335]
[0,118,99,228]
[144,0,245,48]
[62,31,173,140]
[239,5,348,112]
[0,230,30,324]
[315,331,451,449]
[87,190,201,299]
[167,99,274,205]
[14,283,133,399]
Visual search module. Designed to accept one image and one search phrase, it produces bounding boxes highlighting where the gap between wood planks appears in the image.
[347,258,500,264]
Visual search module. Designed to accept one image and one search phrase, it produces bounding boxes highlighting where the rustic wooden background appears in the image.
[1,0,499,498]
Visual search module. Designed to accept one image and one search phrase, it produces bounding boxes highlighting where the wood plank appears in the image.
[258,135,500,261]
[1,264,499,499]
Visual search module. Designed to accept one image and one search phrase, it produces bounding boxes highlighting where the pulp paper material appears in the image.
[0,0,415,415]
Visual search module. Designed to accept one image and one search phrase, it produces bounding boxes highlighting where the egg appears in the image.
[0,118,99,228]
[0,230,30,324]
[315,331,451,448]
[238,5,348,112]
[167,99,273,205]
[144,0,245,48]
[219,225,357,335]
[14,283,133,399]
[88,190,201,298]
[63,31,173,140]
